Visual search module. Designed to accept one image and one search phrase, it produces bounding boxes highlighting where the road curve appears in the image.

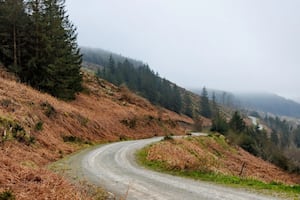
[74,137,282,200]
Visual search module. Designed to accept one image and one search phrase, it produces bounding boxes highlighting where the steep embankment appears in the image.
[144,135,300,185]
[0,66,192,199]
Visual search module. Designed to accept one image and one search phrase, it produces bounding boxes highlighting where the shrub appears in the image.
[163,135,173,141]
[76,114,89,126]
[119,135,128,141]
[120,118,137,129]
[34,121,43,131]
[0,99,12,108]
[62,135,91,145]
[40,102,56,117]
[0,190,15,200]
[62,135,82,143]
[0,116,34,145]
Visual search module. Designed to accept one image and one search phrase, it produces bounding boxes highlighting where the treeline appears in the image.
[0,0,82,100]
[211,111,299,172]
[97,56,184,114]
[264,116,300,149]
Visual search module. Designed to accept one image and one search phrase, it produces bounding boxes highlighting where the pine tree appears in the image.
[211,92,218,117]
[200,87,212,118]
[0,0,29,71]
[183,94,193,117]
[27,0,82,99]
[229,111,245,132]
[0,0,82,100]
[211,111,228,134]
[170,85,182,113]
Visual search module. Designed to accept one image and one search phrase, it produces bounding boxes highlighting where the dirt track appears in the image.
[65,137,283,200]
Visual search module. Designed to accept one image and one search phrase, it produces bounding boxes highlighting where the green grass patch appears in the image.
[137,145,300,199]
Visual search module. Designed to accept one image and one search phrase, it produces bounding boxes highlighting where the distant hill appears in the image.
[81,47,204,117]
[192,88,300,118]
[81,47,144,68]
[235,93,300,118]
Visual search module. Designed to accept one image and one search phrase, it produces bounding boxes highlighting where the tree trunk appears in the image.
[13,23,17,67]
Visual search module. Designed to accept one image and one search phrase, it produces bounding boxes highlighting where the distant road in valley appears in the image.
[67,137,282,200]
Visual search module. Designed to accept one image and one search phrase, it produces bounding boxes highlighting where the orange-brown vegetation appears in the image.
[146,135,300,185]
[0,66,192,199]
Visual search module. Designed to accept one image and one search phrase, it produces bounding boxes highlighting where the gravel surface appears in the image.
[66,137,283,200]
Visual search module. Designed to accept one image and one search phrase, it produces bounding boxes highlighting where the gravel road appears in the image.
[67,137,282,200]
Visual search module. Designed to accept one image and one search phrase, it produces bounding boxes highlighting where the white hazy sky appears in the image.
[66,0,300,101]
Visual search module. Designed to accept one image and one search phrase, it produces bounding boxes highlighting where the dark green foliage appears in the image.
[229,111,245,132]
[0,99,12,107]
[183,94,193,117]
[119,135,128,141]
[211,112,295,171]
[120,118,137,129]
[62,135,91,145]
[0,0,29,71]
[0,116,34,145]
[0,190,15,200]
[34,121,43,131]
[211,92,218,117]
[271,130,279,145]
[97,57,183,113]
[211,112,228,134]
[163,135,174,141]
[294,126,300,148]
[200,87,212,118]
[76,114,89,126]
[264,116,292,148]
[226,127,292,171]
[0,0,82,100]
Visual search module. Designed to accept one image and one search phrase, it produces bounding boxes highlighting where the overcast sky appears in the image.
[66,0,300,101]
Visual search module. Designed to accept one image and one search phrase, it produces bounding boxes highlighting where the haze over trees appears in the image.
[96,55,183,114]
[0,0,82,100]
[194,89,300,119]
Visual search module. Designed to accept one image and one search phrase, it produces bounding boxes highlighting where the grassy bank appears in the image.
[137,143,300,199]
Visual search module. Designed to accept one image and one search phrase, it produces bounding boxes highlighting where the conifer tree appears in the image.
[183,94,193,117]
[211,111,228,134]
[0,0,29,71]
[200,87,212,118]
[0,0,82,100]
[229,111,245,132]
[26,0,82,99]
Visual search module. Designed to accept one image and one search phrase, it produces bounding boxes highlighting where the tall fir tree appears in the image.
[0,0,29,71]
[0,0,82,100]
[26,0,82,99]
[229,111,245,132]
[200,87,212,118]
[183,94,193,117]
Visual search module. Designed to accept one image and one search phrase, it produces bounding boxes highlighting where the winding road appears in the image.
[66,137,282,200]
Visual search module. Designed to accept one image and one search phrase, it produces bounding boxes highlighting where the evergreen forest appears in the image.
[0,0,82,100]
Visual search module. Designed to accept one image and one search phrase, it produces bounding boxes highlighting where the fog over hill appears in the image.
[235,93,300,118]
[81,47,144,68]
[193,88,300,118]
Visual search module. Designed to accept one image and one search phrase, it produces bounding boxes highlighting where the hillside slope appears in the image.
[145,135,300,185]
[0,66,192,199]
